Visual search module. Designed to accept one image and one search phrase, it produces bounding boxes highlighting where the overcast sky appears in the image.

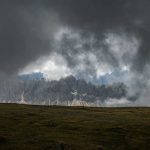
[1,0,150,104]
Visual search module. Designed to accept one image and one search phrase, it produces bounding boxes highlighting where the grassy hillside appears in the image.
[0,104,150,150]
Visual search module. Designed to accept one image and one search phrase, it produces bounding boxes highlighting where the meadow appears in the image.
[0,104,150,150]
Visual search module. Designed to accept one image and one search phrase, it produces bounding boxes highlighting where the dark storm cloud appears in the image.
[0,0,150,76]
[45,0,150,74]
[0,0,59,74]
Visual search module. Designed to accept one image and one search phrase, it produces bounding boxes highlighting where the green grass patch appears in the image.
[0,104,150,150]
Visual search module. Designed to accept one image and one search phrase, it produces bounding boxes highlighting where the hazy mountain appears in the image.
[0,75,132,106]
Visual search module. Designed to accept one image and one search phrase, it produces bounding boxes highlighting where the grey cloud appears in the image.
[44,0,150,75]
[1,0,150,75]
[0,0,59,74]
